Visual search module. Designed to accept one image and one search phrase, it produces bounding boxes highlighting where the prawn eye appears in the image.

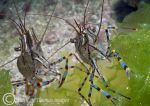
[70,38,76,43]
[91,27,96,32]
[14,47,21,51]
[83,30,86,34]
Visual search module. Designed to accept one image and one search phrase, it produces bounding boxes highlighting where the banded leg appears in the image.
[59,65,91,104]
[88,65,117,105]
[68,65,130,100]
[110,50,132,78]
[68,57,131,100]
[50,53,89,73]
[49,53,73,66]
[59,65,99,104]
[37,78,55,88]
[35,68,61,78]
[71,56,130,100]
[93,61,131,100]
[88,57,117,105]
[58,58,69,87]
[50,53,73,87]
[88,68,95,106]
[11,79,26,95]
[59,66,93,77]
[104,27,132,78]
[92,84,117,105]
[78,72,90,105]
[49,54,71,87]
[92,58,109,87]
[87,51,96,106]
[50,53,89,87]
[50,53,93,104]
[87,45,113,105]
[88,83,93,106]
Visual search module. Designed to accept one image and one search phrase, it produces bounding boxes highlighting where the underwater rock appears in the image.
[44,31,59,44]
[22,1,31,13]
[113,0,138,22]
